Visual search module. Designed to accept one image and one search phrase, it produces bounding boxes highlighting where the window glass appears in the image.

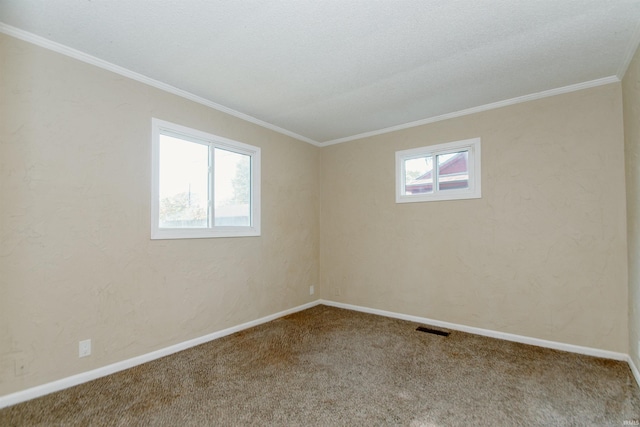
[395,138,480,203]
[214,148,251,227]
[437,150,469,191]
[159,135,209,228]
[404,156,433,195]
[151,118,261,239]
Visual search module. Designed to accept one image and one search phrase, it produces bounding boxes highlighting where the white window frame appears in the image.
[151,118,261,239]
[396,137,481,203]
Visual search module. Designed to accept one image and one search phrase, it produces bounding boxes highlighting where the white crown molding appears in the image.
[617,18,640,80]
[0,23,321,147]
[320,76,621,146]
[1,23,625,149]
[319,300,629,361]
[0,300,321,409]
[1,23,625,150]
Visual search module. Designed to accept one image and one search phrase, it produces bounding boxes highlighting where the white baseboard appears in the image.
[627,355,640,388]
[318,299,629,361]
[1,298,636,409]
[0,301,320,409]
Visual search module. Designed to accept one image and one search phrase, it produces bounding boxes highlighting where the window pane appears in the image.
[437,151,469,191]
[158,134,209,228]
[214,148,251,226]
[404,156,433,194]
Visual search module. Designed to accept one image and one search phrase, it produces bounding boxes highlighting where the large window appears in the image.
[396,137,481,203]
[151,118,260,239]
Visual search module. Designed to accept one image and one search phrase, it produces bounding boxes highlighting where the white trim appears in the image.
[0,23,622,149]
[318,300,629,361]
[0,23,320,147]
[627,355,640,389]
[0,301,320,409]
[1,299,635,409]
[617,19,640,79]
[320,76,620,146]
[151,118,261,239]
[395,137,481,204]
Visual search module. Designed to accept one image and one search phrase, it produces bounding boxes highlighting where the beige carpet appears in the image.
[1,305,639,426]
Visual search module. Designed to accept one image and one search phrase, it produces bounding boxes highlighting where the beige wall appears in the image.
[320,83,628,352]
[0,34,319,396]
[624,43,640,369]
[1,30,633,398]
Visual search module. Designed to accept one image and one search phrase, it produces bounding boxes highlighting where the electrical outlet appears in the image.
[310,285,314,295]
[79,339,91,358]
[637,340,640,356]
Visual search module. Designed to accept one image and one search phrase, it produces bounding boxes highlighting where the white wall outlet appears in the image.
[79,339,91,358]
[637,340,640,356]
[310,285,314,295]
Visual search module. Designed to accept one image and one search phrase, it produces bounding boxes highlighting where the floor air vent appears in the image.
[416,326,450,337]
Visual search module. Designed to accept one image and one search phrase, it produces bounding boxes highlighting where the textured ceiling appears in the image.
[1,1,640,145]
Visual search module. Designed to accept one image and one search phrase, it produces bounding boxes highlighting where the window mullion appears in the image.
[249,157,253,227]
[209,144,214,229]
[151,118,261,239]
[433,151,440,194]
[400,156,408,196]
[466,146,473,193]
[395,137,480,204]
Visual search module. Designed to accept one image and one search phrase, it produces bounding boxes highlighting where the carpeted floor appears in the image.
[1,305,639,426]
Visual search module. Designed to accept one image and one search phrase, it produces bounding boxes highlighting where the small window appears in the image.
[396,138,481,203]
[151,118,260,239]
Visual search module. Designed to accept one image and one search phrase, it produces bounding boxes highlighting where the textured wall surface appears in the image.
[0,29,633,399]
[624,44,640,369]
[320,83,628,352]
[0,34,319,396]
